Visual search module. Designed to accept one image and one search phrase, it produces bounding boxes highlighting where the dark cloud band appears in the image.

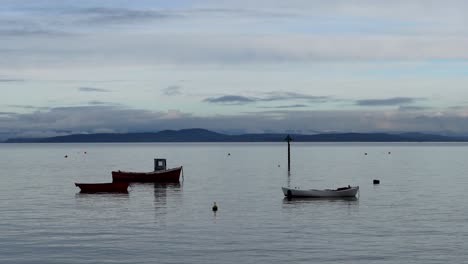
[204,95,255,104]
[78,87,111,92]
[356,97,418,106]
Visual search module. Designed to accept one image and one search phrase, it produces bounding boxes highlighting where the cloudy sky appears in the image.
[2,0,468,139]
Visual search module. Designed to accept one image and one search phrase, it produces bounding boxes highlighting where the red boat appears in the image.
[112,166,183,183]
[112,158,183,183]
[75,182,129,193]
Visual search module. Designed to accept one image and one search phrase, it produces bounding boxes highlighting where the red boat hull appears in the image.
[112,166,182,183]
[75,182,129,193]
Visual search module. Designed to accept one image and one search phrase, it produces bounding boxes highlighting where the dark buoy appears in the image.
[227,153,231,156]
[64,155,68,158]
[388,152,391,154]
[373,179,380,184]
[212,202,218,212]
[84,151,87,154]
[364,153,368,155]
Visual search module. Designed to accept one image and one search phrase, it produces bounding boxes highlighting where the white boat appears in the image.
[282,186,359,198]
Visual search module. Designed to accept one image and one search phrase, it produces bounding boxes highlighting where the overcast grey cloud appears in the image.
[78,87,111,92]
[3,105,468,140]
[2,1,468,138]
[259,92,329,102]
[0,112,16,115]
[6,2,468,69]
[0,28,65,37]
[398,105,431,111]
[0,6,295,38]
[0,16,66,37]
[356,97,419,106]
[258,104,308,109]
[0,79,24,82]
[7,105,50,111]
[205,92,329,105]
[75,7,178,24]
[87,100,119,106]
[204,95,255,104]
[162,85,182,96]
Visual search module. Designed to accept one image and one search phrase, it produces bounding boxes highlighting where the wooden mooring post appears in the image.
[285,134,292,171]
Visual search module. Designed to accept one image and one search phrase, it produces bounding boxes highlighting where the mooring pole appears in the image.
[285,134,292,171]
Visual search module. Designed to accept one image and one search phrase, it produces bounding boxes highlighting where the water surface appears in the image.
[1,143,467,263]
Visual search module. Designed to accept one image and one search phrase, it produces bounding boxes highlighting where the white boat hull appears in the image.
[282,186,359,198]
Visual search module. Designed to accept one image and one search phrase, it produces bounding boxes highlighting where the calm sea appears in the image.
[1,142,468,263]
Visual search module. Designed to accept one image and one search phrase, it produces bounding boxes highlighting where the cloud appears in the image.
[3,105,468,140]
[5,31,468,70]
[0,28,65,37]
[0,112,16,115]
[398,105,431,111]
[259,91,329,102]
[75,7,178,24]
[0,105,190,139]
[356,97,419,106]
[78,87,111,92]
[0,78,24,82]
[258,104,308,109]
[7,5,468,70]
[204,95,255,104]
[5,2,468,66]
[204,91,330,105]
[87,100,120,106]
[0,6,294,38]
[7,105,50,110]
[162,85,182,96]
[0,17,66,37]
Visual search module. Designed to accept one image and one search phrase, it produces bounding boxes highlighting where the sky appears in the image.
[2,0,468,139]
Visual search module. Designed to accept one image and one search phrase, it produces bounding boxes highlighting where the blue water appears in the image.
[1,142,468,263]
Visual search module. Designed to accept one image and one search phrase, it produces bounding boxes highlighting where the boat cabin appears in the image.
[154,159,167,171]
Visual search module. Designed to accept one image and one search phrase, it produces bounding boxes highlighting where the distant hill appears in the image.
[3,128,467,143]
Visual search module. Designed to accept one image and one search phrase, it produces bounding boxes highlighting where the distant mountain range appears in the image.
[3,128,468,143]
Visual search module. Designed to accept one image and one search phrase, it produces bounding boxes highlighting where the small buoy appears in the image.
[227,153,231,156]
[212,202,218,212]
[388,152,391,154]
[278,164,280,167]
[364,153,368,155]
[64,155,68,158]
[84,151,87,154]
[373,179,380,184]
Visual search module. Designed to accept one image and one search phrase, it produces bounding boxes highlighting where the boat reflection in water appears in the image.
[75,182,129,193]
[152,183,182,222]
[283,196,358,203]
[282,196,359,216]
[153,182,182,204]
[128,182,182,207]
[74,191,130,203]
